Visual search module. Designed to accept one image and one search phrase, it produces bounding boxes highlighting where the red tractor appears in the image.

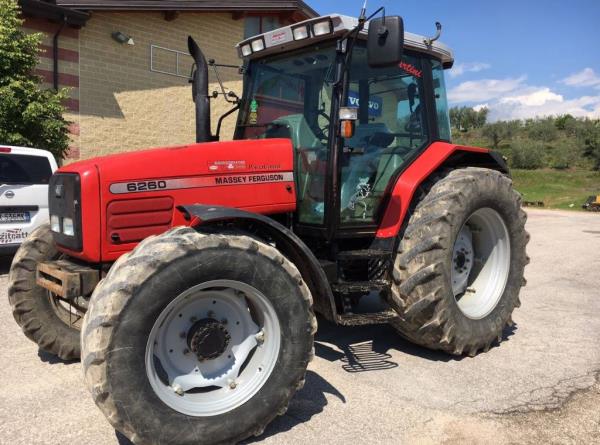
[9,9,528,445]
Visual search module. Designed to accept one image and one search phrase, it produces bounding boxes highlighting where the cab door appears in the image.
[338,48,430,226]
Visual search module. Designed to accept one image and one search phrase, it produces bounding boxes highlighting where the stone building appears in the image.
[18,0,317,160]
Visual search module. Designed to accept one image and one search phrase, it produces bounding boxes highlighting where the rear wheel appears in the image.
[82,227,316,445]
[389,167,529,356]
[8,224,82,360]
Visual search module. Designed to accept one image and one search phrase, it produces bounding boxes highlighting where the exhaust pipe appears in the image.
[188,36,212,143]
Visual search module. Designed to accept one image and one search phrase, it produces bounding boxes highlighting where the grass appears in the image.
[511,169,600,210]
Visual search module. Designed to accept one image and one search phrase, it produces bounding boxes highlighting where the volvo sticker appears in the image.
[109,172,294,194]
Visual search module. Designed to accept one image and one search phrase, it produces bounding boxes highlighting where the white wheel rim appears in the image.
[451,208,511,319]
[145,280,281,416]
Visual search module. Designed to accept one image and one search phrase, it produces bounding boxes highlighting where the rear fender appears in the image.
[178,204,336,322]
[377,142,509,238]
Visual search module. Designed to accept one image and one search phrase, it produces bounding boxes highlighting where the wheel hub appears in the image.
[187,318,230,361]
[145,282,281,417]
[451,226,474,296]
[451,208,511,319]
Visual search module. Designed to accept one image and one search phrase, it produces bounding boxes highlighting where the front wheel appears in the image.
[389,167,529,356]
[82,227,316,444]
[8,224,82,360]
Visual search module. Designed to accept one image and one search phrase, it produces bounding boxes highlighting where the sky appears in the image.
[311,0,600,121]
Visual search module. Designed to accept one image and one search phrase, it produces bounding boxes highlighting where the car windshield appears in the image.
[0,154,52,185]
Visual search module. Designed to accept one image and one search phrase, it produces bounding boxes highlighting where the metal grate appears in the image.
[150,44,193,79]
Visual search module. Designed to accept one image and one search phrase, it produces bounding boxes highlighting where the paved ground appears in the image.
[0,208,599,444]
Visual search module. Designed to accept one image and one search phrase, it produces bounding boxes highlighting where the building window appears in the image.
[244,16,281,39]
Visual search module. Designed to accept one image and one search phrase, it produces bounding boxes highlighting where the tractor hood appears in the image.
[62,139,294,182]
[53,139,296,262]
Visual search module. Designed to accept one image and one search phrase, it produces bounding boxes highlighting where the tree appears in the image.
[449,106,488,132]
[0,0,70,159]
[482,121,519,150]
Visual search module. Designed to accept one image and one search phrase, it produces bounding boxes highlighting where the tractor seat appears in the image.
[345,123,393,149]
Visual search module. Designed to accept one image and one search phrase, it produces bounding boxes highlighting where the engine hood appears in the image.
[61,139,295,181]
[54,138,297,263]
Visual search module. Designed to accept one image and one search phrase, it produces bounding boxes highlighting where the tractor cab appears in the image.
[233,15,453,237]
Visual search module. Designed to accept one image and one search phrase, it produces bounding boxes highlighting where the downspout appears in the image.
[53,16,67,90]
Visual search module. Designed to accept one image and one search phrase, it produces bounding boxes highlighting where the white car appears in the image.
[0,145,58,255]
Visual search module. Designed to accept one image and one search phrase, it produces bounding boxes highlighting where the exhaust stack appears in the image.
[188,36,212,143]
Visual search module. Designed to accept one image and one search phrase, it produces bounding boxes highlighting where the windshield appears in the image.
[237,43,336,224]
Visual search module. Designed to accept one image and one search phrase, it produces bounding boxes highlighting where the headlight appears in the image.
[50,215,60,233]
[312,20,333,36]
[241,44,252,56]
[62,217,74,236]
[292,25,310,40]
[251,38,265,52]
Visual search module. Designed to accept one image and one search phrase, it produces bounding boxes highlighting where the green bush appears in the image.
[449,107,600,171]
[525,117,557,142]
[510,141,545,169]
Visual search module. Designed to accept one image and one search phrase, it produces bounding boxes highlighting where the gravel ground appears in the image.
[0,208,598,444]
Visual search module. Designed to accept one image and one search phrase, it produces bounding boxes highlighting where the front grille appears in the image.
[107,197,174,245]
[49,173,82,251]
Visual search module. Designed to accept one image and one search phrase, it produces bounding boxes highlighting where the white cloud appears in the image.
[499,88,563,107]
[561,68,600,89]
[447,76,527,103]
[448,75,600,121]
[449,62,491,78]
[488,93,600,121]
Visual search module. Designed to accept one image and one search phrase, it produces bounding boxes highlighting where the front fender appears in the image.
[178,204,336,322]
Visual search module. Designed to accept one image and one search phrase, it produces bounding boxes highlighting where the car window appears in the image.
[0,154,53,184]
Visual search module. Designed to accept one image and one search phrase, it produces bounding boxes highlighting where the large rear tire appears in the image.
[81,227,316,445]
[8,224,82,360]
[389,167,529,356]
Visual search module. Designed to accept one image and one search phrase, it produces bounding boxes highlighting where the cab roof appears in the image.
[236,14,454,68]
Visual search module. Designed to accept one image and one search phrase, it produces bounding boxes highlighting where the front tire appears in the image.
[82,227,316,445]
[8,224,82,360]
[389,168,529,356]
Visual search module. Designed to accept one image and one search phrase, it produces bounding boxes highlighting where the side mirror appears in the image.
[367,16,404,67]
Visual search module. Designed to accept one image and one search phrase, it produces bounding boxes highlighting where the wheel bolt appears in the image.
[255,331,265,344]
[190,316,197,323]
[172,384,184,396]
[229,381,237,389]
[179,331,186,339]
[221,318,228,324]
[207,311,215,318]
[183,348,190,355]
